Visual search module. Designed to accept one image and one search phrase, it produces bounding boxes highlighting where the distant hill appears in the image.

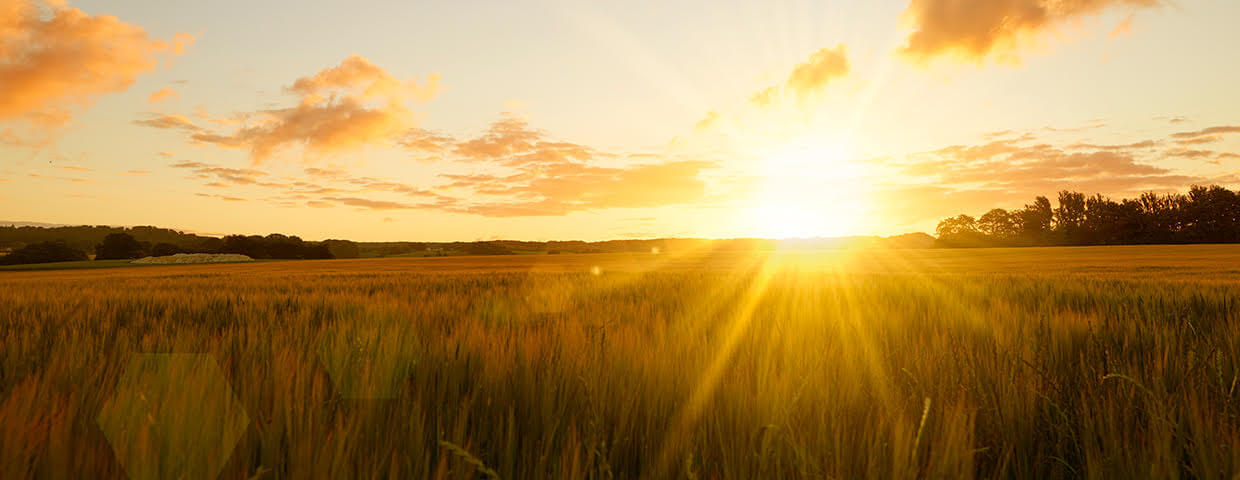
[0,221,76,228]
[0,223,935,259]
[0,225,218,254]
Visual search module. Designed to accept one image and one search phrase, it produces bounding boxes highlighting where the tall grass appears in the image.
[1,246,1239,478]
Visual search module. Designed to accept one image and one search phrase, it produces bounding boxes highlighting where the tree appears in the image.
[0,241,88,265]
[935,215,993,247]
[95,233,145,260]
[935,214,978,238]
[1019,196,1053,244]
[221,235,268,258]
[150,242,184,257]
[323,239,360,259]
[934,184,1240,248]
[1055,191,1086,243]
[977,208,1018,239]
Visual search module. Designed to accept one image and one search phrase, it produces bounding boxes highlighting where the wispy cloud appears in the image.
[147,87,179,104]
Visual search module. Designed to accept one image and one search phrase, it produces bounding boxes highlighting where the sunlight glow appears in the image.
[745,139,872,239]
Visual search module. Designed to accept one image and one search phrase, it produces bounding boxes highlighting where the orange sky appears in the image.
[1,0,1238,241]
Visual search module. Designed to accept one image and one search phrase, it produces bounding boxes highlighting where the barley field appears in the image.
[2,245,1239,479]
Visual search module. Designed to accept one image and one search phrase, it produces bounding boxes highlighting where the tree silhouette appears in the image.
[150,243,184,257]
[1,241,88,265]
[95,233,146,260]
[936,185,1240,248]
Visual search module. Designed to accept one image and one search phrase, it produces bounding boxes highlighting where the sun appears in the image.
[744,139,871,239]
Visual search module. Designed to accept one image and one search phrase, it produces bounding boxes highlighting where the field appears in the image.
[2,245,1239,479]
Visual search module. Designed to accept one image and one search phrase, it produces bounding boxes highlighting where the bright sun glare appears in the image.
[746,140,871,239]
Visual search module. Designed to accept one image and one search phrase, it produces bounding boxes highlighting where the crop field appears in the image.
[2,245,1240,479]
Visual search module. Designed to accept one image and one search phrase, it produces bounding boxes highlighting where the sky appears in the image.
[1,0,1239,241]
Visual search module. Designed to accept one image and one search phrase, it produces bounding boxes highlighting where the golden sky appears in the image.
[2,0,1238,241]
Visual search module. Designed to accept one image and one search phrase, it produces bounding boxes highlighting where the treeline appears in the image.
[0,225,216,253]
[1,229,361,265]
[1,224,937,266]
[363,235,935,257]
[936,185,1240,247]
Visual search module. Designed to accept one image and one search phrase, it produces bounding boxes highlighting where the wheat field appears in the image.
[2,245,1239,479]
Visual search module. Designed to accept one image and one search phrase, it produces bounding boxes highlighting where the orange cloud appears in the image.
[171,161,273,186]
[28,173,91,182]
[1170,125,1240,139]
[1166,148,1214,159]
[0,0,193,124]
[877,128,1222,226]
[135,113,200,131]
[898,0,1160,65]
[172,113,719,217]
[398,128,454,161]
[428,115,715,216]
[451,115,595,167]
[749,45,850,107]
[1107,13,1135,41]
[147,87,179,104]
[322,196,416,210]
[1175,135,1222,146]
[152,55,440,163]
[785,45,850,99]
[195,193,247,202]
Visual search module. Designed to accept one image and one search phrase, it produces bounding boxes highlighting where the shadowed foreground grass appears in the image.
[1,246,1239,478]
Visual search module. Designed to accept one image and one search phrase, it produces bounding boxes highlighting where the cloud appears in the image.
[878,129,1220,225]
[119,170,149,175]
[322,196,415,210]
[785,45,850,99]
[28,173,91,182]
[748,45,850,107]
[150,55,440,163]
[451,115,596,167]
[399,127,455,161]
[1165,148,1214,159]
[135,113,200,131]
[1067,140,1159,150]
[171,161,271,186]
[1170,125,1240,139]
[695,110,722,132]
[195,193,247,202]
[898,0,1161,65]
[171,113,720,217]
[1174,135,1222,146]
[0,0,193,124]
[424,115,716,216]
[441,160,716,217]
[1107,12,1135,41]
[147,87,179,104]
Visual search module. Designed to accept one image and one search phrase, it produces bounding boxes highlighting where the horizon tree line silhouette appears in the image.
[936,184,1240,247]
